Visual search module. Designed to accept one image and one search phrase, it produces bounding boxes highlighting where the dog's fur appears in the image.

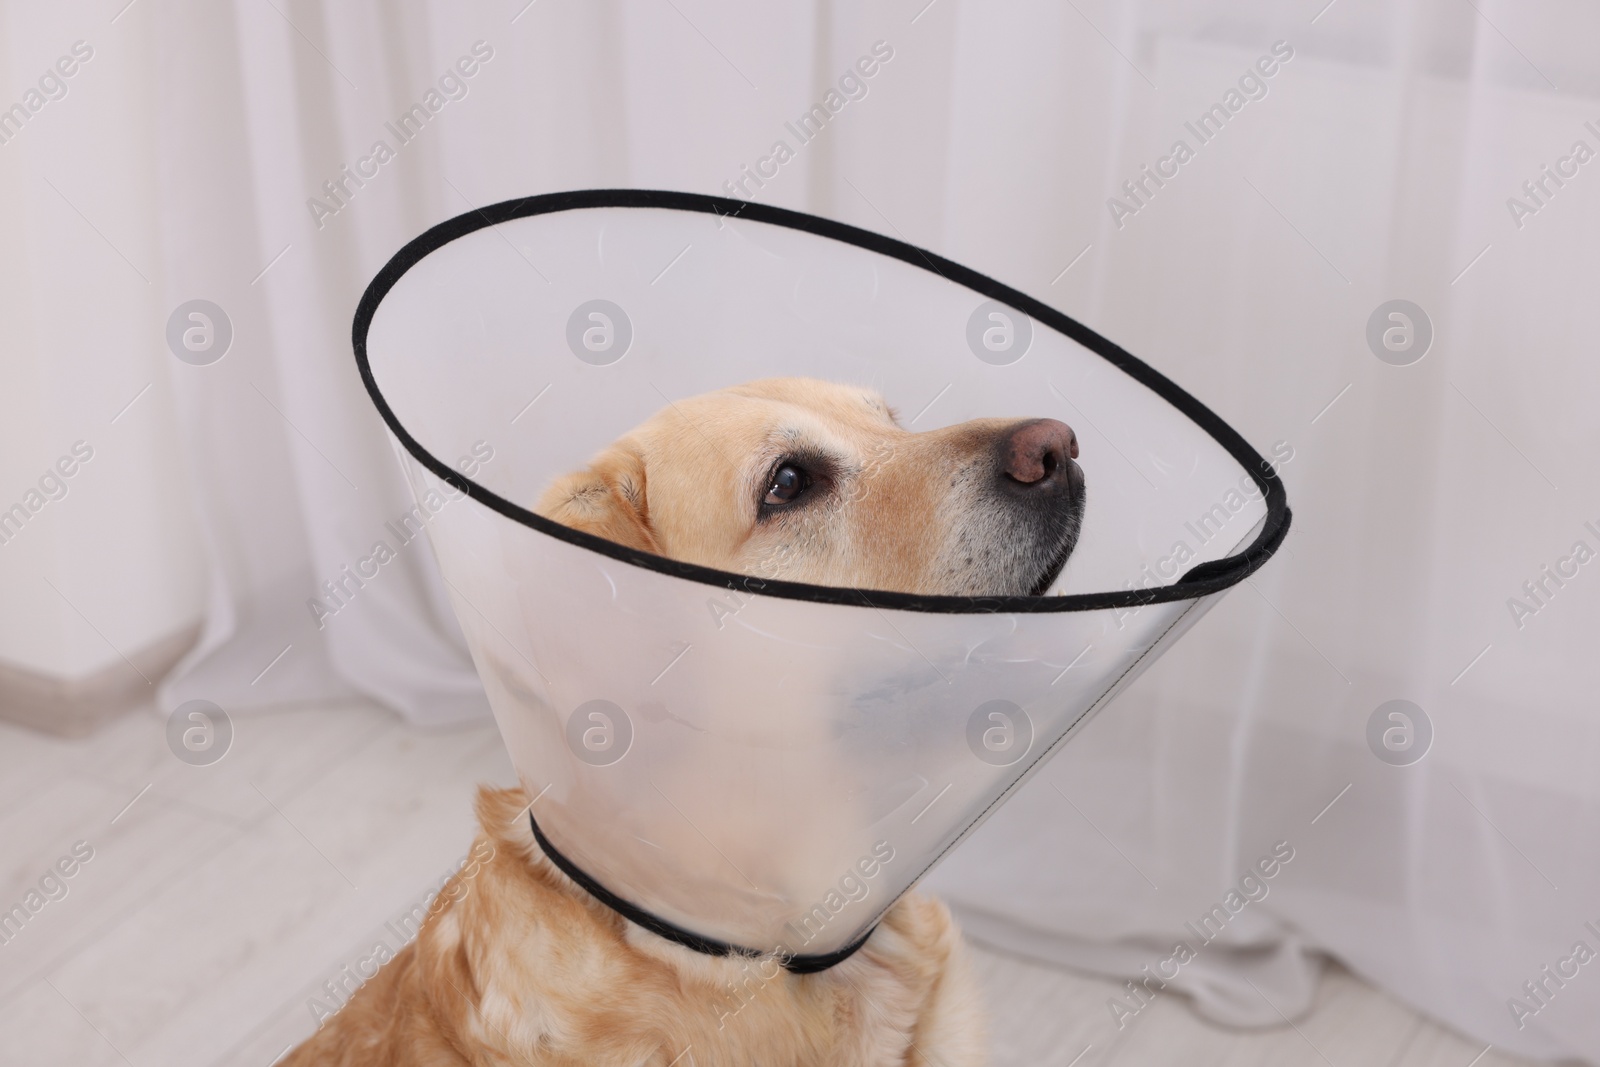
[537,377,1083,597]
[286,378,1084,1065]
[283,788,985,1066]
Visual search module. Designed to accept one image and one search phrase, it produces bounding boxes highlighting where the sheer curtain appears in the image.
[4,0,1598,1057]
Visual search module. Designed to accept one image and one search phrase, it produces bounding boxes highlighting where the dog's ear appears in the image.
[534,442,659,554]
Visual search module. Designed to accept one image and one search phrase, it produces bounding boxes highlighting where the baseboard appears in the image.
[0,621,202,738]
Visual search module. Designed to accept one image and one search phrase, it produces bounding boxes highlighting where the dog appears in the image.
[284,377,1084,1066]
[538,377,1083,596]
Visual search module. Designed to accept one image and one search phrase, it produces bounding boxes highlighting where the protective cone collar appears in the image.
[353,189,1291,970]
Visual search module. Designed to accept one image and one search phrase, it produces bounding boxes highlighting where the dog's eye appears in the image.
[764,463,810,505]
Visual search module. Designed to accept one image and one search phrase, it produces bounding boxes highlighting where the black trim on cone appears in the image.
[353,187,1290,613]
[529,810,873,975]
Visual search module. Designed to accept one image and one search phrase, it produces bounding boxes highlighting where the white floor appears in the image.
[0,701,1532,1067]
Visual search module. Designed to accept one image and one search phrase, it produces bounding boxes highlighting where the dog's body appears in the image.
[283,788,985,1066]
[287,378,1084,1065]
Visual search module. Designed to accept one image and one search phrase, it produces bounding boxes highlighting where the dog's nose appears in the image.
[1000,419,1079,487]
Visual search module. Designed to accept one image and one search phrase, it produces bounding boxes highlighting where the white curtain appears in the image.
[5,0,1598,1058]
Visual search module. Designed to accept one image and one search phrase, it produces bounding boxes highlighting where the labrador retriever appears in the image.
[284,377,1083,1066]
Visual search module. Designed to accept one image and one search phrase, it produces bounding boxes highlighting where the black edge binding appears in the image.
[352,188,1290,616]
[353,189,1286,617]
[529,810,872,975]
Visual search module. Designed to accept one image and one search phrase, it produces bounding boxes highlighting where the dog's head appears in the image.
[536,377,1084,597]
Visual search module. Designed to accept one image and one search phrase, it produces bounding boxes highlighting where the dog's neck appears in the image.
[523,806,873,976]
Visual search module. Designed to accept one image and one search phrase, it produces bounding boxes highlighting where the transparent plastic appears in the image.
[357,192,1287,959]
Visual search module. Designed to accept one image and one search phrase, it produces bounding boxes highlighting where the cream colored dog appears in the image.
[539,378,1083,596]
[285,378,1083,1066]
